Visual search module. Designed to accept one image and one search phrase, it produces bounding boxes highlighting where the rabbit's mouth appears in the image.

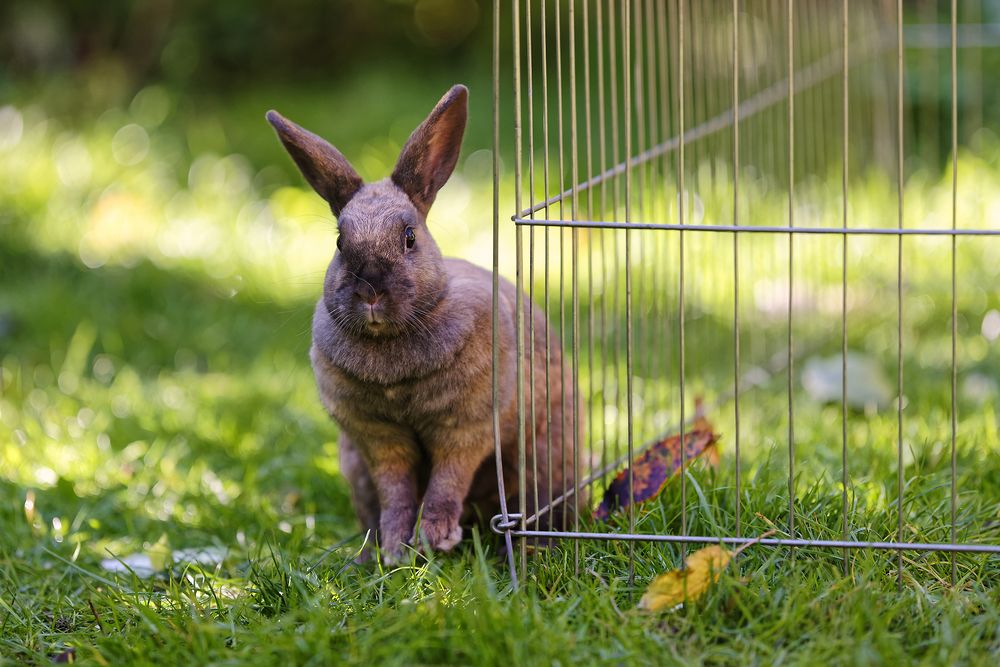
[363,303,387,328]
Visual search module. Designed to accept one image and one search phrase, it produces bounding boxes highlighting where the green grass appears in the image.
[2,87,1000,665]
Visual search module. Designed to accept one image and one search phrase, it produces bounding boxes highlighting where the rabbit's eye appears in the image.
[336,235,343,251]
[404,226,416,250]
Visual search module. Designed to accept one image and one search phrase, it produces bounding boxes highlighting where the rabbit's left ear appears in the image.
[392,85,468,215]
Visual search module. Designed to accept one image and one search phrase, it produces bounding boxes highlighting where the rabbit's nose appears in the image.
[355,285,379,305]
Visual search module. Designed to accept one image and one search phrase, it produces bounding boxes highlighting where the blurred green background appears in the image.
[0,0,507,542]
[0,0,501,293]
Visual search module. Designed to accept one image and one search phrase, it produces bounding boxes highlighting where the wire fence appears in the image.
[490,0,1000,590]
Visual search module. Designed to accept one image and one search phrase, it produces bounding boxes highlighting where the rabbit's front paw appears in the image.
[377,507,417,565]
[418,501,463,552]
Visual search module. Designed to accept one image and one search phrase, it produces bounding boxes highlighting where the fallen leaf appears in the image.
[594,416,720,520]
[638,545,732,612]
[638,530,777,612]
[173,546,227,567]
[962,372,998,405]
[100,553,157,577]
[100,534,172,577]
[802,352,891,410]
[100,540,226,578]
[50,647,76,663]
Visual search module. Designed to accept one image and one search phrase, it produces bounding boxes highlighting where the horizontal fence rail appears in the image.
[512,219,1000,236]
[489,519,1000,555]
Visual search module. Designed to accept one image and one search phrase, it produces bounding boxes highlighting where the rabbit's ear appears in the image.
[266,110,362,215]
[392,85,468,215]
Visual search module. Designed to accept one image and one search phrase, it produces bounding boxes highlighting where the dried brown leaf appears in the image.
[637,545,732,612]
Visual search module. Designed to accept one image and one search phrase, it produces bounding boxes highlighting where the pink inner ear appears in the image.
[424,134,452,193]
[392,86,467,212]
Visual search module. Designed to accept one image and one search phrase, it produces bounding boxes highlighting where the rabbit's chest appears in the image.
[359,382,416,412]
[342,372,467,423]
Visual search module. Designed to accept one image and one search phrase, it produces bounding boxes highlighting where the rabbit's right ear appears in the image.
[266,111,362,215]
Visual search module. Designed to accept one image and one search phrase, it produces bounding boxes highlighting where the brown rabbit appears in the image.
[266,85,579,562]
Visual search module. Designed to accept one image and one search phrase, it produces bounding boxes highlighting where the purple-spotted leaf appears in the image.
[594,416,719,521]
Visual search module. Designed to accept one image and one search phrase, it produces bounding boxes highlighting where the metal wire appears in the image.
[582,0,597,564]
[491,0,516,589]
[677,0,688,565]
[623,0,636,586]
[950,0,959,589]
[539,0,554,543]
[493,0,996,585]
[517,30,884,221]
[554,0,569,540]
[732,0,741,547]
[492,523,1000,555]
[896,0,905,590]
[786,0,796,544]
[512,219,1000,237]
[568,0,582,574]
[524,0,539,567]
[511,0,527,579]
[841,0,850,574]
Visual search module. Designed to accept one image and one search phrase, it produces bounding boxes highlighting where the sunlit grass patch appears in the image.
[1,87,999,663]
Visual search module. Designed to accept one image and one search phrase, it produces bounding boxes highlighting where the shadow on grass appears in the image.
[0,236,362,557]
[0,237,316,374]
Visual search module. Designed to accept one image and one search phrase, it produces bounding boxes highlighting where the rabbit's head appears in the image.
[267,85,468,338]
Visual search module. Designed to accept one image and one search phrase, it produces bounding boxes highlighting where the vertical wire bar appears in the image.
[596,0,611,494]
[968,0,982,138]
[642,0,657,413]
[512,0,527,578]
[631,0,647,416]
[555,0,570,535]
[666,0,678,427]
[540,0,554,536]
[492,0,518,587]
[896,0,905,590]
[582,0,597,546]
[642,0,660,436]
[654,0,670,435]
[841,0,850,574]
[950,0,958,587]
[919,0,937,167]
[633,0,647,218]
[643,0,657,209]
[732,0,741,545]
[525,0,540,559]
[677,0,687,560]
[608,0,623,475]
[569,0,582,573]
[623,0,636,585]
[786,0,796,542]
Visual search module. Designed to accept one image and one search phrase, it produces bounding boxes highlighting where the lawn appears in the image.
[2,75,999,665]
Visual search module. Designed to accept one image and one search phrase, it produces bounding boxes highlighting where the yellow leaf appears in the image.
[637,545,732,612]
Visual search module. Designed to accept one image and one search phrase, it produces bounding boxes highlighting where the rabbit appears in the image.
[266,85,581,563]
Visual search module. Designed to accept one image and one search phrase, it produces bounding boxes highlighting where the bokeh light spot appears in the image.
[112,124,150,166]
[0,106,24,150]
[414,0,479,48]
[130,86,172,128]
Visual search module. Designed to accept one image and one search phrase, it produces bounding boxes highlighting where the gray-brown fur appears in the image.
[267,85,581,562]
